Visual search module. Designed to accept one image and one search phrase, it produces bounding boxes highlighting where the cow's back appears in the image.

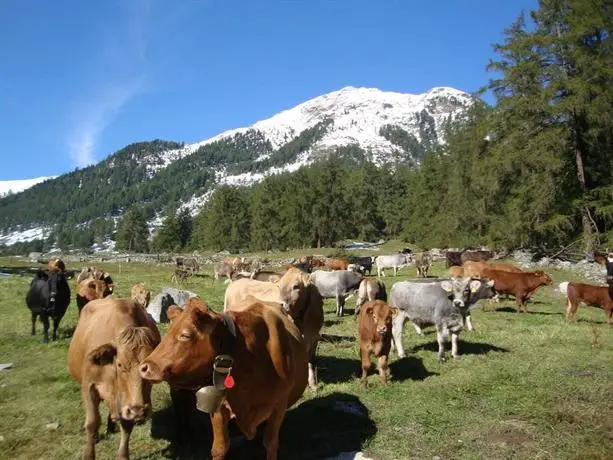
[225,278,282,310]
[68,298,160,382]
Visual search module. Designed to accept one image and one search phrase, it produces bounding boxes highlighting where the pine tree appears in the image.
[116,205,150,252]
[152,214,181,252]
[177,208,194,249]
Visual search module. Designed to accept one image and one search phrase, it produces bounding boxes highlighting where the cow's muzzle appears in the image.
[139,362,164,383]
[453,300,464,308]
[121,404,149,422]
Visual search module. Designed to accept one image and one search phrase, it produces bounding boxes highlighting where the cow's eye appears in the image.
[292,283,300,290]
[178,331,193,342]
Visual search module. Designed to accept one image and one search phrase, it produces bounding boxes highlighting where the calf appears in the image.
[67,297,160,460]
[26,269,71,342]
[479,268,552,313]
[355,278,388,315]
[390,277,495,360]
[171,268,191,285]
[358,300,396,386]
[414,252,432,278]
[562,281,613,324]
[76,278,114,313]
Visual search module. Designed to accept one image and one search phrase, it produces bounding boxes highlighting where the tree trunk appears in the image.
[573,114,593,255]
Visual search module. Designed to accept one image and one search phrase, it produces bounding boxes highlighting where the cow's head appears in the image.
[140,298,227,390]
[76,279,113,311]
[87,325,159,422]
[275,267,312,314]
[440,277,483,308]
[130,283,151,309]
[533,271,553,286]
[363,300,397,335]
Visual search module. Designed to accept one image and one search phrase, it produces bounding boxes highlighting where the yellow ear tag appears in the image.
[470,287,477,293]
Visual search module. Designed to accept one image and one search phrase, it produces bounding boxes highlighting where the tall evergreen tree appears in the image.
[116,205,150,252]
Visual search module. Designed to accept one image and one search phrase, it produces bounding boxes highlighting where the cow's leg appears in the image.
[451,332,460,359]
[565,298,576,321]
[41,314,50,343]
[359,347,371,386]
[392,312,407,358]
[31,312,37,335]
[116,420,134,460]
[393,266,398,277]
[308,361,317,390]
[466,314,475,332]
[377,354,389,384]
[82,384,101,460]
[336,294,344,317]
[412,322,424,336]
[52,315,60,341]
[210,404,231,460]
[435,326,448,362]
[263,406,286,460]
[107,414,118,434]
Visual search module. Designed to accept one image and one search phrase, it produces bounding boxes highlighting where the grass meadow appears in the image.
[0,245,612,460]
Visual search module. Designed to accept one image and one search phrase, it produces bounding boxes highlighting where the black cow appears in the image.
[445,251,463,268]
[461,250,494,264]
[347,256,374,275]
[25,269,71,342]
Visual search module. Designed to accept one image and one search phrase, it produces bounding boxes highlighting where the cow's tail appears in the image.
[558,281,569,295]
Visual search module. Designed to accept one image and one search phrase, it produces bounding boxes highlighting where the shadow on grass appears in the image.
[320,333,356,344]
[389,356,439,381]
[317,355,359,384]
[412,340,509,356]
[147,392,376,460]
[323,319,342,327]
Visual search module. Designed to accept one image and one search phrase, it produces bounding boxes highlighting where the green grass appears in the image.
[1,250,612,460]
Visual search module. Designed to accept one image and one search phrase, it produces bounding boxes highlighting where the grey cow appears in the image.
[310,270,363,316]
[389,277,496,361]
[146,287,198,323]
[375,254,412,277]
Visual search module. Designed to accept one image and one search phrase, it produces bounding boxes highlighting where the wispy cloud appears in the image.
[67,1,152,168]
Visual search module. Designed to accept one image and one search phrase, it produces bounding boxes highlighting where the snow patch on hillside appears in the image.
[0,176,57,197]
[0,226,50,246]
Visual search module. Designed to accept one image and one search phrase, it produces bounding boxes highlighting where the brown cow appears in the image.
[130,283,151,309]
[479,268,552,312]
[414,252,432,278]
[564,281,613,324]
[448,266,465,278]
[76,266,109,284]
[463,260,522,276]
[76,279,114,313]
[324,257,350,271]
[223,268,323,390]
[67,297,160,460]
[358,300,396,386]
[140,298,307,460]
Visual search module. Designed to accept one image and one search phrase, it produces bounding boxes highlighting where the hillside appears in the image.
[0,86,474,245]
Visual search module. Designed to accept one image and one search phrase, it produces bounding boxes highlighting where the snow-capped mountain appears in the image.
[0,176,56,197]
[0,86,474,247]
[146,86,473,171]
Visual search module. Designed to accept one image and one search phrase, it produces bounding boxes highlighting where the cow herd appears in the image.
[21,249,613,459]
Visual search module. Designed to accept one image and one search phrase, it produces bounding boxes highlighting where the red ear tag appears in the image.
[224,374,235,389]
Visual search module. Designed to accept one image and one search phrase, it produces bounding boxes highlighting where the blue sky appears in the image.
[0,0,538,180]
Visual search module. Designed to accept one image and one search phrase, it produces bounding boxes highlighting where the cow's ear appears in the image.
[486,279,495,287]
[88,343,117,366]
[390,307,400,318]
[440,280,453,292]
[167,305,183,323]
[469,280,482,293]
